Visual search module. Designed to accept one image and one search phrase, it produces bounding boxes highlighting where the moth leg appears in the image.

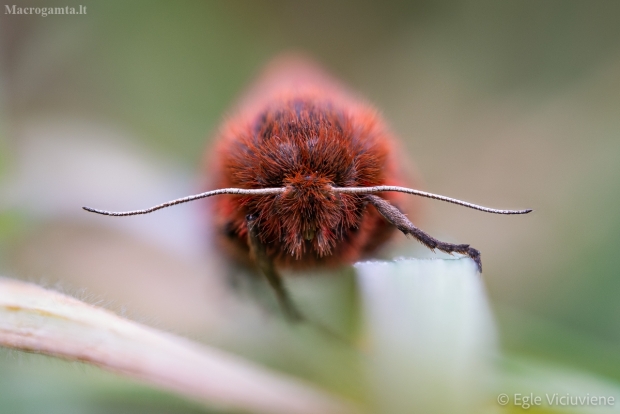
[366,194,482,272]
[246,214,304,322]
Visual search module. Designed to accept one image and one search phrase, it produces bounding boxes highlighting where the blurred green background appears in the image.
[2,0,620,412]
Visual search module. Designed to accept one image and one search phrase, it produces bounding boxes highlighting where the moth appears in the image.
[84,55,531,320]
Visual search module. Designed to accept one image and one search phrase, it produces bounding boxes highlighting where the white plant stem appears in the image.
[0,277,358,414]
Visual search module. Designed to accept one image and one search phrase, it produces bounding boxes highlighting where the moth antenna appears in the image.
[82,187,286,217]
[331,185,532,215]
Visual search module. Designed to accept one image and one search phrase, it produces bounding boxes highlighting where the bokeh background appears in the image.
[2,0,620,413]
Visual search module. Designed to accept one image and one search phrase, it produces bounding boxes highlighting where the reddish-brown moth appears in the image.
[84,55,531,320]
